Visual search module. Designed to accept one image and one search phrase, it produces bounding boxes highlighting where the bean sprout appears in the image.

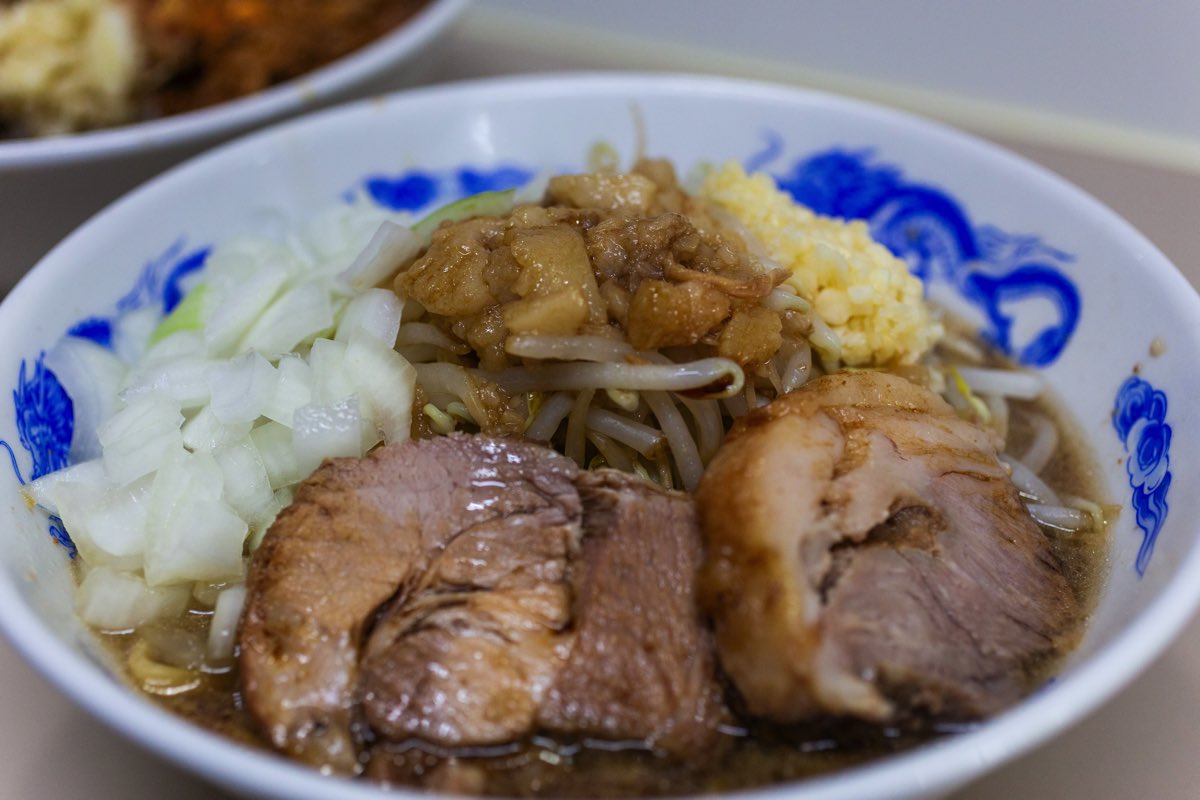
[485,358,744,398]
[506,334,633,363]
[644,391,704,491]
[585,408,665,457]
[525,391,574,442]
[1020,412,1059,476]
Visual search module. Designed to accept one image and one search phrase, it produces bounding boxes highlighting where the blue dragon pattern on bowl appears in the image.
[1113,376,1172,576]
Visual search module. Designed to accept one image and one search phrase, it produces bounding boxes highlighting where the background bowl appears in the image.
[0,0,468,297]
[1,73,1198,800]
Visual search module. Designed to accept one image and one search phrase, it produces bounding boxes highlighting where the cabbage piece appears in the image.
[148,284,211,346]
[76,567,191,631]
[97,394,184,486]
[143,450,248,586]
[411,189,515,244]
[335,288,402,346]
[206,351,279,425]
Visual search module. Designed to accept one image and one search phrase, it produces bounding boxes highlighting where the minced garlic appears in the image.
[701,161,942,367]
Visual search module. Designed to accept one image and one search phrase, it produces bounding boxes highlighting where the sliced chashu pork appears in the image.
[238,434,727,775]
[238,435,581,772]
[697,370,1081,724]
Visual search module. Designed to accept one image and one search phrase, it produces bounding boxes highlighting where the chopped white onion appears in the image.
[180,407,253,454]
[97,394,184,486]
[111,306,161,365]
[336,288,403,346]
[206,352,278,425]
[204,264,288,358]
[143,450,248,586]
[336,220,420,292]
[203,238,290,287]
[262,354,314,427]
[249,422,307,489]
[238,280,335,356]
[26,458,106,515]
[344,334,416,443]
[121,354,214,410]
[59,476,153,568]
[45,336,128,463]
[76,567,191,631]
[307,338,356,406]
[291,204,387,270]
[212,440,279,530]
[48,202,422,632]
[292,396,366,475]
[139,330,207,364]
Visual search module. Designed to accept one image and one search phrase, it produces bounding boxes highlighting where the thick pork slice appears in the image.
[357,504,579,748]
[238,435,582,772]
[697,371,1081,724]
[537,469,729,756]
[239,435,730,777]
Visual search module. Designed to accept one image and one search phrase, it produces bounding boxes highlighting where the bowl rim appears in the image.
[0,0,469,170]
[2,71,1200,800]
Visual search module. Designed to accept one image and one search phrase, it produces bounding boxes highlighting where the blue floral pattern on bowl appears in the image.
[361,164,536,211]
[1113,376,1172,576]
[7,146,1134,569]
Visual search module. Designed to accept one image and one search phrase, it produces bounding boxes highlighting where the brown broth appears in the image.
[97,384,1113,797]
[1007,396,1113,615]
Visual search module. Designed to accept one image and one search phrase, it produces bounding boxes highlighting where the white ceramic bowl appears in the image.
[1,73,1198,800]
[0,0,468,296]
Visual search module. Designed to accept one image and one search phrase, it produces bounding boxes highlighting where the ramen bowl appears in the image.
[0,73,1198,800]
[0,0,468,296]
